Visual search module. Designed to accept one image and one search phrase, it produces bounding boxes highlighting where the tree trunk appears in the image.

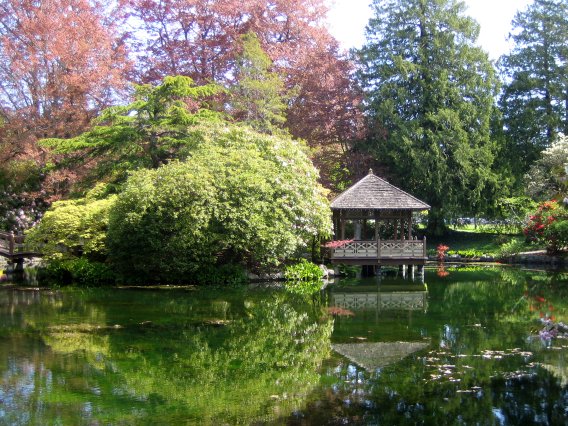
[427,207,447,236]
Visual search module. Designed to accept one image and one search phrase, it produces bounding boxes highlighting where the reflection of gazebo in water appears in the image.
[332,341,430,372]
[329,281,430,371]
[328,170,430,271]
[330,278,429,313]
[331,284,428,312]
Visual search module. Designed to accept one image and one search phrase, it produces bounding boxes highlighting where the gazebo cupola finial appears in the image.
[368,168,373,175]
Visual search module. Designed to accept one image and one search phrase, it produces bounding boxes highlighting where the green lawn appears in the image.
[425,229,537,257]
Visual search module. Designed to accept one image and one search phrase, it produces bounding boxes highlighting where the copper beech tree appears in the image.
[0,0,130,144]
[0,0,131,205]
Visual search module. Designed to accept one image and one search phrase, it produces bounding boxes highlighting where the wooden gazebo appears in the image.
[329,170,430,267]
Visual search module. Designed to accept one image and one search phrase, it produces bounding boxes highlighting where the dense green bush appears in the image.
[194,264,248,286]
[26,184,116,261]
[283,260,324,295]
[38,258,115,286]
[284,259,323,281]
[107,126,331,283]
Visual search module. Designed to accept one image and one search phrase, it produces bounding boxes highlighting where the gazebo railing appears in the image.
[379,239,426,258]
[330,241,379,258]
[331,238,426,260]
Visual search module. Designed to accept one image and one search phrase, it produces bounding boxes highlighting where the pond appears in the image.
[1,266,568,424]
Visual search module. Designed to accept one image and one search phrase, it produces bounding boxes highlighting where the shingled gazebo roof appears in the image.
[331,170,430,211]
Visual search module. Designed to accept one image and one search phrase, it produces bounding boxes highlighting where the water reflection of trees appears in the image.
[282,267,568,424]
[0,288,333,424]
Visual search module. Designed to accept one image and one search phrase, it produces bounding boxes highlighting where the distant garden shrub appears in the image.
[524,200,568,253]
[26,184,116,261]
[497,238,527,258]
[284,259,324,281]
[446,249,485,259]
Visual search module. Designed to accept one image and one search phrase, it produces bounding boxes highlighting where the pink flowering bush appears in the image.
[524,200,568,253]
[323,239,354,249]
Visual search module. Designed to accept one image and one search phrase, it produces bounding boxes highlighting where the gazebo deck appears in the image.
[330,239,427,265]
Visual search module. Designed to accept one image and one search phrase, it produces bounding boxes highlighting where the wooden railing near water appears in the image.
[330,238,427,265]
[0,232,40,261]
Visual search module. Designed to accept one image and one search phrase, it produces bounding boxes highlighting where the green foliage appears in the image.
[495,197,538,234]
[26,186,116,261]
[548,219,568,252]
[447,249,484,259]
[230,32,289,133]
[194,264,248,286]
[283,279,322,296]
[525,135,568,201]
[337,264,360,278]
[40,76,223,184]
[357,0,500,234]
[284,259,324,281]
[498,0,568,182]
[427,230,504,257]
[107,125,332,283]
[38,258,115,287]
[497,237,530,258]
[0,159,46,232]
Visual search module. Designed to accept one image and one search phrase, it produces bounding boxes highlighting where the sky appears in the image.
[326,0,532,60]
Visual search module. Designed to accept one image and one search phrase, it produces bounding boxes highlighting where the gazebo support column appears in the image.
[394,218,399,240]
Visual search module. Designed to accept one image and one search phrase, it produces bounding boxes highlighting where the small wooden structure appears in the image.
[329,170,430,267]
[0,232,40,272]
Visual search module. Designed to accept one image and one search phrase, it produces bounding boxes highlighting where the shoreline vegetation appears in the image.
[1,227,566,288]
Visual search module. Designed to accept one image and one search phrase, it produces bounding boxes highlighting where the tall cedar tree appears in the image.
[357,0,499,234]
[498,0,568,185]
[119,0,364,178]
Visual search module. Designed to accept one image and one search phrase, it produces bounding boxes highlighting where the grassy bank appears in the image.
[425,229,538,258]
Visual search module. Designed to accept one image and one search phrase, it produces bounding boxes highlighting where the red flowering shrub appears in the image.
[436,244,449,262]
[524,200,568,253]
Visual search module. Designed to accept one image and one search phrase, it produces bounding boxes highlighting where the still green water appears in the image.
[1,266,568,424]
